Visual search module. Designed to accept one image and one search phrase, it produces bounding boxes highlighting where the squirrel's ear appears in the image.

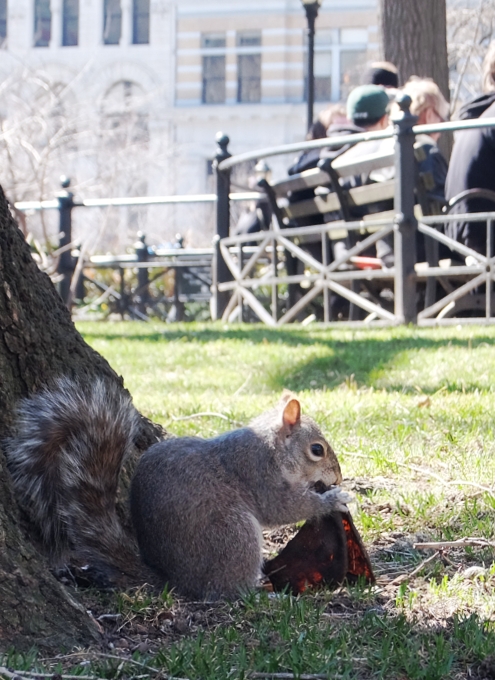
[282,397,301,428]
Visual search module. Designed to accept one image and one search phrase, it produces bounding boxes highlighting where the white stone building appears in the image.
[0,0,378,250]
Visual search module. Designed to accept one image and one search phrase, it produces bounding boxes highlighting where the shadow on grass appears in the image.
[80,325,495,395]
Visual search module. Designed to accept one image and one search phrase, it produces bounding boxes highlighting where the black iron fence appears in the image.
[14,180,259,319]
[13,97,495,325]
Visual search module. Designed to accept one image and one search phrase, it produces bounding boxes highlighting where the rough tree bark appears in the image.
[380,0,449,100]
[0,187,163,652]
[380,0,451,157]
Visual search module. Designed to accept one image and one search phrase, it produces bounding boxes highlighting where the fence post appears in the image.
[393,94,418,325]
[56,175,75,307]
[134,231,149,315]
[212,132,231,320]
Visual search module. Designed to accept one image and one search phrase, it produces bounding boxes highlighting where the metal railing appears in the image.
[14,177,260,308]
[12,100,495,326]
[212,97,495,326]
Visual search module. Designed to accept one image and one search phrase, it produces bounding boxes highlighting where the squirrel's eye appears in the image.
[310,443,325,458]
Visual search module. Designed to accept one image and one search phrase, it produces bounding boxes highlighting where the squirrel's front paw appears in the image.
[322,487,354,513]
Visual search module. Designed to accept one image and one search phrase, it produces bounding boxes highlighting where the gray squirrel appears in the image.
[5,377,350,600]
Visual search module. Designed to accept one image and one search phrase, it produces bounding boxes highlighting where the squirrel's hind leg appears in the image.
[170,509,263,601]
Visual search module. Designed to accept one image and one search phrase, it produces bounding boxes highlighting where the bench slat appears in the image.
[272,168,331,197]
[283,180,395,220]
[269,138,430,200]
[331,149,395,178]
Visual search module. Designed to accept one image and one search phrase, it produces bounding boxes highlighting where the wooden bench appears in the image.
[257,136,445,319]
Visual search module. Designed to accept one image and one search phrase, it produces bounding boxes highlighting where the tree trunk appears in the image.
[380,0,449,100]
[0,187,163,652]
[380,0,451,157]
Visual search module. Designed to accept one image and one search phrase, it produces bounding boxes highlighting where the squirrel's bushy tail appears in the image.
[5,377,140,581]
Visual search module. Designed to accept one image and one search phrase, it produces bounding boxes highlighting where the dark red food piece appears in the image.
[263,511,374,594]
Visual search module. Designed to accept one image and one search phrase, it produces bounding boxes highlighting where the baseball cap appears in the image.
[346,85,390,125]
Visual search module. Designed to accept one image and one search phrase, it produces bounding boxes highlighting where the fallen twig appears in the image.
[388,550,441,586]
[96,613,122,621]
[233,371,253,397]
[89,653,162,675]
[0,669,109,680]
[22,652,188,680]
[168,412,242,426]
[248,674,337,680]
[414,538,495,551]
[85,654,190,680]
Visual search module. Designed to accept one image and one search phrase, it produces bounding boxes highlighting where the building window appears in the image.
[132,0,149,45]
[34,0,51,47]
[339,28,368,100]
[202,56,226,104]
[340,50,367,100]
[101,80,149,146]
[201,33,226,104]
[202,32,225,49]
[237,31,261,103]
[0,0,6,48]
[104,0,121,45]
[237,30,261,48]
[314,30,333,102]
[314,51,332,101]
[238,55,261,103]
[62,0,78,46]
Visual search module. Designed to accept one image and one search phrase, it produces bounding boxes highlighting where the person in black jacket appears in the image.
[445,42,495,255]
[287,104,349,177]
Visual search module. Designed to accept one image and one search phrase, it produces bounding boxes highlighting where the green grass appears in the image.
[5,322,495,679]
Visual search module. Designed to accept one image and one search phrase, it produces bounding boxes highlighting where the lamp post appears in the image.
[301,0,322,133]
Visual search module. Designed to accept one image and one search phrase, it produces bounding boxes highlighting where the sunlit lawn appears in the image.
[7,322,495,680]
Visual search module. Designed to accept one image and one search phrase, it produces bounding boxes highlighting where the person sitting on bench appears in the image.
[332,79,449,267]
[323,84,392,262]
[445,41,495,257]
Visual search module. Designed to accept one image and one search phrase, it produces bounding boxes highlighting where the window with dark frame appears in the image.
[132,0,150,45]
[104,0,122,45]
[237,31,261,104]
[314,51,332,101]
[340,49,367,100]
[201,33,226,104]
[0,0,6,47]
[101,80,149,147]
[237,30,261,48]
[237,54,261,103]
[62,0,78,46]
[202,56,226,104]
[202,32,226,49]
[34,0,51,47]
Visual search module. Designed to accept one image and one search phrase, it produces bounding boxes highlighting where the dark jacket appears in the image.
[286,123,361,177]
[445,99,495,253]
[233,199,272,246]
[416,136,448,206]
[286,124,363,225]
[457,93,495,121]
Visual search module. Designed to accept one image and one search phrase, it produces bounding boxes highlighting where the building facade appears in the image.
[0,0,378,249]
